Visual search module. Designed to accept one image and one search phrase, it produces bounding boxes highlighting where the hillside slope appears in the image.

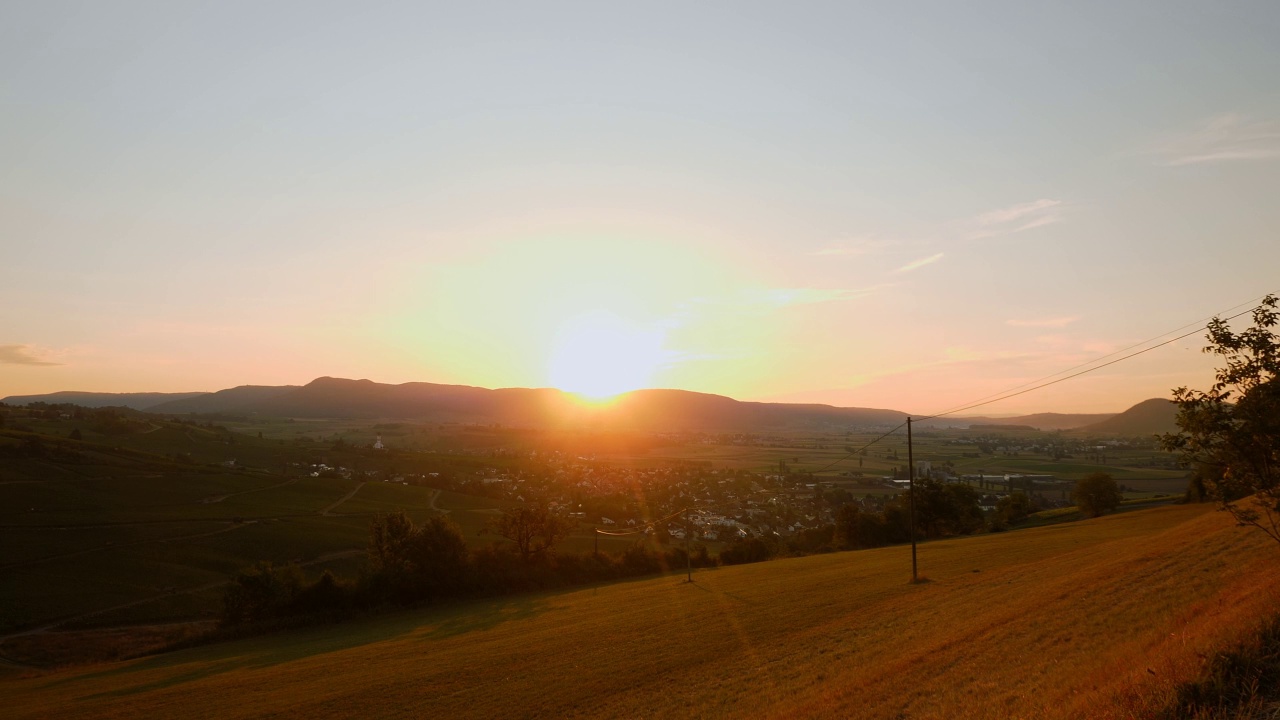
[14,378,1141,432]
[146,384,299,414]
[149,377,911,430]
[0,391,207,410]
[6,505,1277,719]
[1076,398,1178,436]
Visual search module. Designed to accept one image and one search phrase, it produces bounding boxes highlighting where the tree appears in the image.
[1073,472,1121,518]
[406,515,470,597]
[368,510,417,580]
[990,491,1036,529]
[1161,294,1280,544]
[485,504,570,561]
[835,504,893,549]
[221,561,303,624]
[909,479,984,537]
[367,511,470,602]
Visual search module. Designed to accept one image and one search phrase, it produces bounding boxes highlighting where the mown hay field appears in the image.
[5,503,1277,719]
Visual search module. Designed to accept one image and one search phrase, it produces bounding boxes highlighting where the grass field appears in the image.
[4,504,1277,719]
[0,410,1189,637]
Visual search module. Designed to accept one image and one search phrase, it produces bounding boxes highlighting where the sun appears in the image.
[547,311,668,400]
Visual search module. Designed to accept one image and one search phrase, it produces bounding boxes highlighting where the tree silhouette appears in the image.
[1162,295,1280,544]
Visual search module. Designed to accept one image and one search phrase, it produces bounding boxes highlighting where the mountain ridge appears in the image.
[0,390,209,411]
[5,377,1161,433]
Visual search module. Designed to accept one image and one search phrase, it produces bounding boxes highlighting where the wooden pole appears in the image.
[907,417,918,582]
[685,509,692,583]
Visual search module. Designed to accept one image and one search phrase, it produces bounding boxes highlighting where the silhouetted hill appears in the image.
[13,377,1158,433]
[1074,398,1178,436]
[145,377,908,430]
[148,385,300,414]
[0,391,208,411]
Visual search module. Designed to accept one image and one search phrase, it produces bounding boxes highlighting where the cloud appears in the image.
[757,283,890,304]
[670,284,891,328]
[844,347,1043,387]
[968,199,1063,239]
[1006,316,1080,328]
[975,199,1061,227]
[809,236,894,257]
[1153,114,1280,166]
[0,344,62,366]
[894,253,944,273]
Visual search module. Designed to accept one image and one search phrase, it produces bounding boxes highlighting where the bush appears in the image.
[221,562,303,625]
[719,537,774,566]
[1073,472,1121,518]
[1161,614,1280,719]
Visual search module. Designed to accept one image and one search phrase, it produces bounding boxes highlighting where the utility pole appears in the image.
[907,416,918,583]
[683,509,693,583]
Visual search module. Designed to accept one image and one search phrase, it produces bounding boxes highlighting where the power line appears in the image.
[917,305,1261,421]
[595,507,690,536]
[919,294,1271,421]
[807,294,1271,475]
[809,421,908,475]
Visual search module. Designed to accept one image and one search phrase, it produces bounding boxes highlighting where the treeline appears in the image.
[220,512,716,628]
[723,480,1040,565]
[221,480,1049,630]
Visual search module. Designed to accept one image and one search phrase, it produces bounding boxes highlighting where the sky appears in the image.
[3,1,1279,414]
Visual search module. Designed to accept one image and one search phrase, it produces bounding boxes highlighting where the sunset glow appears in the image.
[547,311,669,399]
[2,3,1278,415]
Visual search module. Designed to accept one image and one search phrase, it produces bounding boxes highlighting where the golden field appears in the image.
[4,503,1277,719]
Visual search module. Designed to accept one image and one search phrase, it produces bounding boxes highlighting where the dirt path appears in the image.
[427,488,448,514]
[320,482,366,516]
[200,476,298,504]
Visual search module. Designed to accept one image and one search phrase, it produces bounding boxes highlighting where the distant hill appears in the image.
[142,376,909,431]
[0,391,208,411]
[147,385,299,414]
[9,376,1163,433]
[1074,398,1178,436]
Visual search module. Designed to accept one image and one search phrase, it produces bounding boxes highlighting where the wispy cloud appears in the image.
[760,284,894,306]
[1153,114,1280,166]
[0,344,62,366]
[894,253,944,273]
[845,346,1042,386]
[968,199,1063,239]
[675,284,891,320]
[975,199,1060,227]
[1006,316,1080,328]
[809,236,894,257]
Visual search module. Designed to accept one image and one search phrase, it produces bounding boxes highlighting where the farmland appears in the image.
[4,503,1278,719]
[0,404,1190,639]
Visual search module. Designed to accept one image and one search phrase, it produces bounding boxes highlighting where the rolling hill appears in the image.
[4,504,1276,719]
[10,377,1155,433]
[149,377,914,431]
[0,391,208,411]
[145,384,299,414]
[1075,398,1179,436]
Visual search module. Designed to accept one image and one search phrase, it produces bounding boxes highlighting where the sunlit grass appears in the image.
[5,504,1277,719]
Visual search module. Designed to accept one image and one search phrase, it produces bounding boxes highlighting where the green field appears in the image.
[4,504,1277,719]
[0,411,1190,642]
